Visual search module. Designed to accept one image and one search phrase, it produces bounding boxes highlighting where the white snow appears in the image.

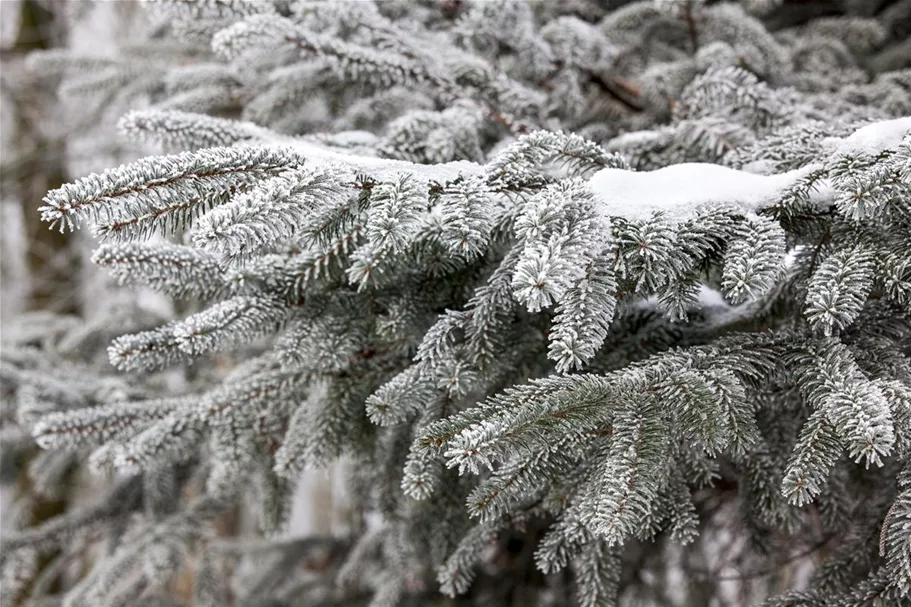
[590,117,910,223]
[589,162,814,222]
[630,285,730,317]
[697,285,730,309]
[276,134,483,183]
[827,116,911,156]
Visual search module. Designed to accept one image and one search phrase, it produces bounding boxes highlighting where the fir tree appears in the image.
[2,1,911,606]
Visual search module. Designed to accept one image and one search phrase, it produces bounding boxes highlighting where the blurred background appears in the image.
[0,0,343,541]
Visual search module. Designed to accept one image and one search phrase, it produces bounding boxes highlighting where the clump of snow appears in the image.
[807,180,836,205]
[697,285,730,309]
[589,162,814,222]
[826,116,911,156]
[591,117,910,223]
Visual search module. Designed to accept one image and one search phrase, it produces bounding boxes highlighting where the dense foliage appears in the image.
[2,1,910,606]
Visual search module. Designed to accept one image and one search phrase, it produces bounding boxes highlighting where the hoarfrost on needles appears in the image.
[283,137,483,182]
[7,0,911,603]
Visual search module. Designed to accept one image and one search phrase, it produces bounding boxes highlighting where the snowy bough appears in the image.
[3,2,911,606]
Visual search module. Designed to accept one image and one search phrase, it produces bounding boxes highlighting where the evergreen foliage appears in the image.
[2,1,911,606]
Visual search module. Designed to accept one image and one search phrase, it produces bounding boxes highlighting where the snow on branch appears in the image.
[589,163,811,223]
[590,117,911,223]
[826,116,911,157]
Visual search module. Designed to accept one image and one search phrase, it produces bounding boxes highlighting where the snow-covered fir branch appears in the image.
[3,1,911,606]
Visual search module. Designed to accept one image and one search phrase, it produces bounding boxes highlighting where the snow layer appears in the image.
[589,163,813,222]
[828,116,911,156]
[590,117,910,223]
[282,135,482,183]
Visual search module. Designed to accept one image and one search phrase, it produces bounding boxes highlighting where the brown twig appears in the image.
[590,74,645,113]
[683,0,700,54]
